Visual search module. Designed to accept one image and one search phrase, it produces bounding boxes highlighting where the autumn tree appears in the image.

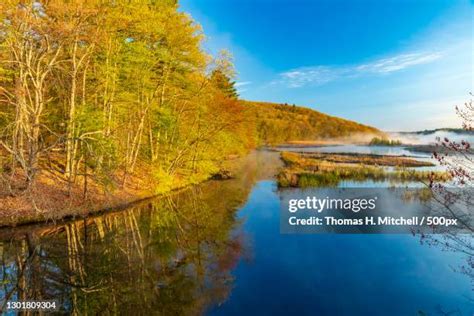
[0,1,64,189]
[210,50,238,99]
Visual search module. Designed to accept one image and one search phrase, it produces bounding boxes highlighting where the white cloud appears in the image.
[356,52,443,74]
[276,51,443,88]
[280,67,339,88]
[235,81,252,87]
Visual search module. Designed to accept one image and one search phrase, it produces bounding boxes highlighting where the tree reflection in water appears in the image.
[0,150,280,315]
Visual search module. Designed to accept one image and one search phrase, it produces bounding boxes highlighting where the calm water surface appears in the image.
[0,150,472,315]
[210,180,473,315]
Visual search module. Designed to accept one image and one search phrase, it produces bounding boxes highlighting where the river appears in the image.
[0,149,472,315]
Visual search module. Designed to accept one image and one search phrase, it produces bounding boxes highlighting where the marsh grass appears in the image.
[289,152,434,167]
[278,152,450,188]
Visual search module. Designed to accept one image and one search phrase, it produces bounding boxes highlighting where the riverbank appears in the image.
[0,158,242,228]
[0,170,156,228]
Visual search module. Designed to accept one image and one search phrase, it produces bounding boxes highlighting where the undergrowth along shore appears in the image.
[277,152,451,188]
[0,157,239,228]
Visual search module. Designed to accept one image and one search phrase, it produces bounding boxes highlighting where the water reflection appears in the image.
[0,192,234,314]
[0,151,280,315]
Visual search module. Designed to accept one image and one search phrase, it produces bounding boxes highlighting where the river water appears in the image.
[0,149,472,315]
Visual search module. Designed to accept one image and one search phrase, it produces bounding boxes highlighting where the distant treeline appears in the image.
[369,137,402,146]
[0,0,379,198]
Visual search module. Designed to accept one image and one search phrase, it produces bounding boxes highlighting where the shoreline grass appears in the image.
[290,152,434,167]
[278,151,450,188]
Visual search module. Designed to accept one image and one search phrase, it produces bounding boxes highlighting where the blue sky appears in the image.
[180,0,473,131]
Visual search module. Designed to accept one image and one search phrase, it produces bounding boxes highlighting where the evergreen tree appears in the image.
[210,69,238,99]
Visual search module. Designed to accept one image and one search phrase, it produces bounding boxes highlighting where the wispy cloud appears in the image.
[279,67,338,88]
[235,81,251,94]
[276,51,443,88]
[355,52,443,73]
[235,81,252,87]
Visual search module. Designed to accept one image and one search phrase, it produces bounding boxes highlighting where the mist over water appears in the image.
[283,145,429,157]
[389,131,474,145]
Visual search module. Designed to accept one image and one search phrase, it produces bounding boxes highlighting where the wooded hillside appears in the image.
[243,101,380,144]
